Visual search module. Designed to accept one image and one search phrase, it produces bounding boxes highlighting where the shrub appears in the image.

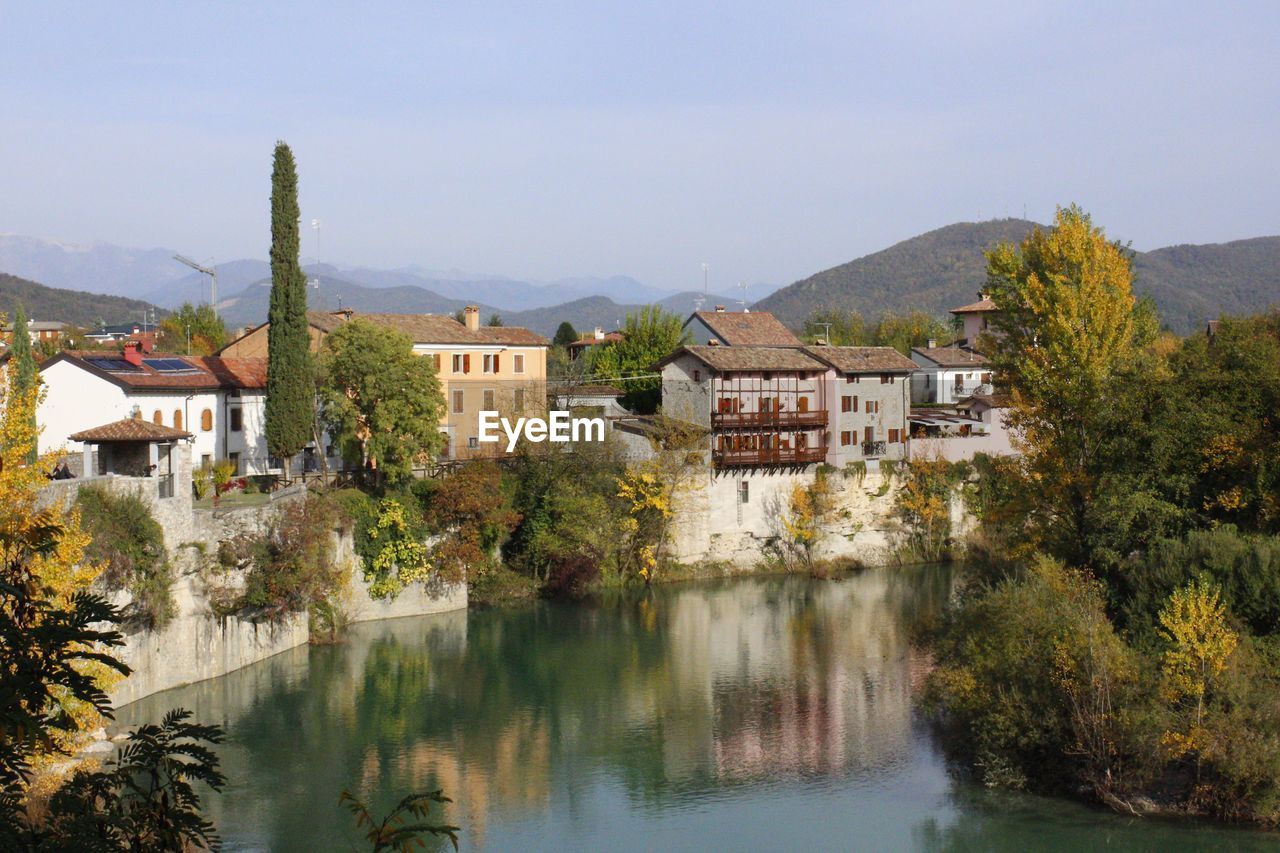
[234,496,343,619]
[75,485,174,628]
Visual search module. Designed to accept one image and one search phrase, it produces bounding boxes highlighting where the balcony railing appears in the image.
[711,409,827,429]
[713,446,827,468]
[951,382,993,398]
[861,440,887,457]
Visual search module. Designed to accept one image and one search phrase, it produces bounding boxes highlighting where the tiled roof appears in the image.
[957,392,1010,410]
[477,326,549,346]
[52,352,268,390]
[658,345,827,373]
[912,346,990,368]
[688,311,802,346]
[804,346,917,373]
[308,310,546,347]
[950,296,998,314]
[567,332,623,349]
[70,417,192,442]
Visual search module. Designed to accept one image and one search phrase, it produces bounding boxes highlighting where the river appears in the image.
[115,566,1278,851]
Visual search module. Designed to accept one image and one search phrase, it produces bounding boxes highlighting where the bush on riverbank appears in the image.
[75,485,174,629]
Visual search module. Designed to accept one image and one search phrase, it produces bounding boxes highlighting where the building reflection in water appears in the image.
[114,565,951,850]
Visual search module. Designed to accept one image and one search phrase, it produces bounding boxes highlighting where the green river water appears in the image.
[115,566,1280,851]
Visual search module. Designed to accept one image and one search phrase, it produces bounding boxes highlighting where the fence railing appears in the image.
[712,446,827,468]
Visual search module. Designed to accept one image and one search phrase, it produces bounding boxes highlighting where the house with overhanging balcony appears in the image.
[653,345,830,470]
[910,343,993,405]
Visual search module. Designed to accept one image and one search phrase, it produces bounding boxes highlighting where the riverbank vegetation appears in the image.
[926,206,1280,825]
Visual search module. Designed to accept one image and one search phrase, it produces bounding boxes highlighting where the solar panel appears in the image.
[143,358,198,373]
[84,357,141,372]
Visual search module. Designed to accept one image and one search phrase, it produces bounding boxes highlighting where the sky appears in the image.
[2,1,1278,292]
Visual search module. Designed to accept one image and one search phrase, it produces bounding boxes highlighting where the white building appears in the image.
[910,344,992,405]
[38,342,272,475]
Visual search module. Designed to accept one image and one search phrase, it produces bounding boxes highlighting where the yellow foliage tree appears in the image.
[1157,580,1239,775]
[778,469,834,573]
[985,205,1156,564]
[0,353,116,777]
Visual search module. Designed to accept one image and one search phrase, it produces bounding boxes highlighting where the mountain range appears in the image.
[754,219,1280,334]
[2,222,1278,337]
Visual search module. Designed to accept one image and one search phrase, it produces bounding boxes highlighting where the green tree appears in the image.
[266,141,315,469]
[592,305,688,413]
[870,310,953,355]
[552,321,579,347]
[8,304,38,465]
[984,205,1157,566]
[159,302,227,355]
[317,319,445,485]
[486,313,504,327]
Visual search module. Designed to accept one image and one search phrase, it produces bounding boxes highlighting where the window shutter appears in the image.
[433,354,441,372]
[494,354,500,373]
[464,353,471,373]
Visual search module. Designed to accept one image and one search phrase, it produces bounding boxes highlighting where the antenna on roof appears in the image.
[737,281,749,312]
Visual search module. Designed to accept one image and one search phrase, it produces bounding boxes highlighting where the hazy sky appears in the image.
[3,1,1278,292]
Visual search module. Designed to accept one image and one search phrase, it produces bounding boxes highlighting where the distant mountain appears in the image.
[754,220,1280,334]
[0,234,186,298]
[0,272,166,328]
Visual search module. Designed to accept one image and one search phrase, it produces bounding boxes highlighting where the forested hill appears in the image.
[754,220,1280,333]
[0,272,165,328]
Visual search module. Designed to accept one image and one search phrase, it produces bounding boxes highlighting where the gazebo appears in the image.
[69,418,192,498]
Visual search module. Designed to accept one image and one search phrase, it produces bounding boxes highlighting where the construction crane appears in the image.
[173,254,218,314]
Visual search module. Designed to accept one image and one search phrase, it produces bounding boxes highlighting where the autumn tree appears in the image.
[592,305,688,413]
[158,302,227,355]
[775,468,836,573]
[316,319,445,485]
[1158,581,1239,779]
[8,304,39,465]
[984,205,1157,565]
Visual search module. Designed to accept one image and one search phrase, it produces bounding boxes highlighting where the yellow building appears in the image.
[219,306,548,459]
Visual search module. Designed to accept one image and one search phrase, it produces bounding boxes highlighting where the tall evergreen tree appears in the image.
[9,304,38,465]
[265,142,314,469]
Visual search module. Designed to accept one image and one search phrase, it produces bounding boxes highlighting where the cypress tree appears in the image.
[265,142,314,469]
[10,303,39,464]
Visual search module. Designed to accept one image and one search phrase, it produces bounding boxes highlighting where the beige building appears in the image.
[220,306,548,459]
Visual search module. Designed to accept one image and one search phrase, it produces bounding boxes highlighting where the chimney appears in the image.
[122,339,144,366]
[593,327,604,341]
[927,339,937,349]
[714,305,725,313]
[463,305,480,331]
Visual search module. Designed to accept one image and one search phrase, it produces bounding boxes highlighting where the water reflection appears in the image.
[113,565,1280,852]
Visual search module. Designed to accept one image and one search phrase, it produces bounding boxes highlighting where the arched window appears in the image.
[152,410,163,425]
[201,409,213,432]
[173,410,183,430]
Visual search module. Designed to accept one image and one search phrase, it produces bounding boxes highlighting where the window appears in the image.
[738,481,749,504]
[848,375,860,384]
[864,426,874,443]
[452,390,465,414]
[888,428,900,443]
[229,407,243,432]
[514,389,525,410]
[514,354,525,374]
[201,408,213,431]
[483,389,495,410]
[201,454,212,468]
[864,400,879,414]
[432,354,441,372]
[173,410,182,430]
[881,373,894,384]
[228,452,240,474]
[840,430,852,446]
[841,395,852,413]
[467,436,479,449]
[453,353,472,374]
[483,354,496,374]
[693,369,701,382]
[152,410,163,425]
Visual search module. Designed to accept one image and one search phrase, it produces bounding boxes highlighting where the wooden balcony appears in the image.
[712,446,827,468]
[711,409,828,429]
